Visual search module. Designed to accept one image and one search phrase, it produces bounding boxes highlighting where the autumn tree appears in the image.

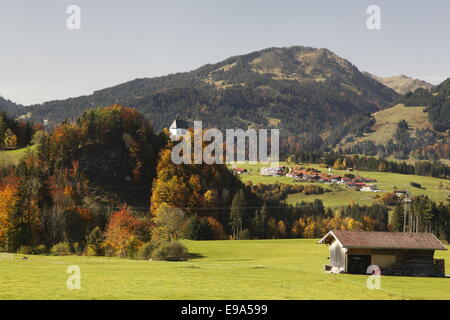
[3,128,18,149]
[152,203,186,241]
[104,205,143,257]
[0,184,20,251]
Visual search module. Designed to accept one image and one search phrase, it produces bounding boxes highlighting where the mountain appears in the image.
[25,46,398,143]
[365,73,433,95]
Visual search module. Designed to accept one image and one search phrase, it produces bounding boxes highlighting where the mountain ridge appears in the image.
[365,72,433,95]
[3,46,399,148]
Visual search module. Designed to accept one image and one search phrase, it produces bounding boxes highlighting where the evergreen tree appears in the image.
[230,189,246,239]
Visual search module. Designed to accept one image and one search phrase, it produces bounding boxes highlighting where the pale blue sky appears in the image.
[0,0,449,105]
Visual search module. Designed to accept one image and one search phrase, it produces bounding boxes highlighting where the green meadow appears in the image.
[0,239,449,300]
[235,162,450,208]
[0,145,37,167]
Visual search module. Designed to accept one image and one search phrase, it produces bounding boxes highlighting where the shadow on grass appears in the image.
[214,258,254,262]
[188,252,205,260]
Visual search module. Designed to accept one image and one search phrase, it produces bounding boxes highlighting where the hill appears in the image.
[24,46,398,143]
[398,78,450,132]
[366,73,433,95]
[338,104,433,147]
[0,96,24,117]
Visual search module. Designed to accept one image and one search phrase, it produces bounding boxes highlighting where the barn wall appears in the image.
[372,254,396,268]
[394,249,435,262]
[344,248,436,270]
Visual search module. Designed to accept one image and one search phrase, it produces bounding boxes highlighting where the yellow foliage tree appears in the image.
[0,185,19,247]
[3,128,18,149]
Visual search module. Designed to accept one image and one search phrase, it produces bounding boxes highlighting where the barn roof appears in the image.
[319,230,447,251]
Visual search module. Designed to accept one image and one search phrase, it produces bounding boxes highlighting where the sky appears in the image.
[0,0,449,105]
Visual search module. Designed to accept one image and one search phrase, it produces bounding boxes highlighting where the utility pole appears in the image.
[402,195,412,232]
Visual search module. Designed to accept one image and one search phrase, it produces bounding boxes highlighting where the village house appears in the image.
[361,184,379,192]
[233,168,248,175]
[260,167,285,176]
[320,230,447,277]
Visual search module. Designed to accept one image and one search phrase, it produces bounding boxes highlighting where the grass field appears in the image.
[0,239,449,300]
[339,104,432,149]
[234,162,450,208]
[0,145,37,167]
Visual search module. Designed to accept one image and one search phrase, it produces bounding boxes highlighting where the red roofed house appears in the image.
[319,230,447,277]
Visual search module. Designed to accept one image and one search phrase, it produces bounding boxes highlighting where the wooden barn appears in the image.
[319,230,447,277]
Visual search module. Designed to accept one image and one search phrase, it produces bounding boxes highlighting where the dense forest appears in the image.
[0,112,35,149]
[398,78,450,131]
[326,113,375,147]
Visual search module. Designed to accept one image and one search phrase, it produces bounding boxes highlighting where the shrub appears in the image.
[136,241,160,260]
[72,242,83,255]
[84,245,98,257]
[151,241,188,261]
[86,227,105,256]
[50,242,72,256]
[17,245,33,254]
[33,245,48,255]
[124,236,142,259]
[102,241,116,257]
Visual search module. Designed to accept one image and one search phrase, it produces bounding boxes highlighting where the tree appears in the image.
[229,189,246,239]
[152,204,186,241]
[183,215,214,240]
[253,203,268,238]
[105,205,142,257]
[0,185,20,251]
[86,226,105,255]
[3,128,17,149]
[207,216,226,240]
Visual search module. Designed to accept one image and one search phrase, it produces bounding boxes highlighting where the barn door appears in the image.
[347,255,371,274]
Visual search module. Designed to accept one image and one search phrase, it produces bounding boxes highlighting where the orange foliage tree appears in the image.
[104,205,146,257]
[0,184,19,250]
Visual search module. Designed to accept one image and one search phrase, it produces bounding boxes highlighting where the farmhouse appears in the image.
[233,168,248,175]
[361,184,379,192]
[320,230,447,277]
[260,167,284,176]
